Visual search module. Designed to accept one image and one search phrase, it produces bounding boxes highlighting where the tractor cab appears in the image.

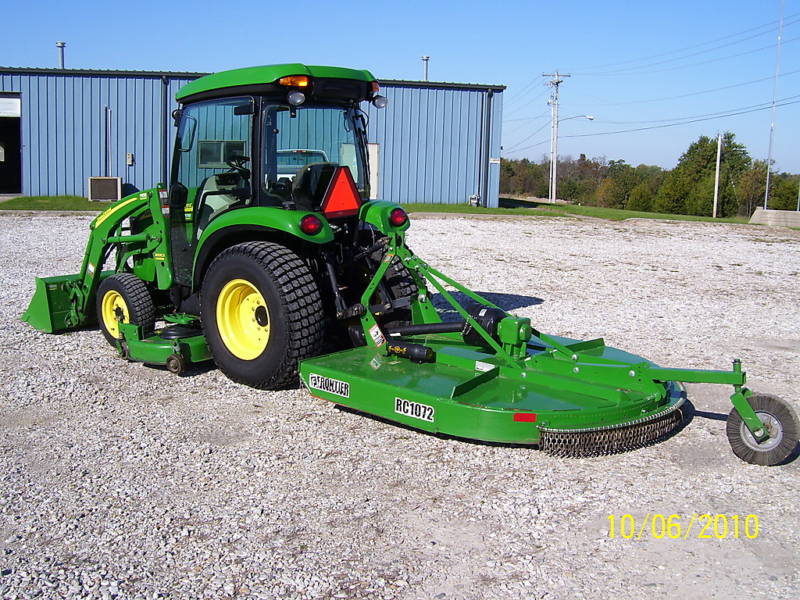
[168,66,383,239]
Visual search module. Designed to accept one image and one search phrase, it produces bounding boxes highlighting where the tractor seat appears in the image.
[292,162,337,211]
[196,173,243,235]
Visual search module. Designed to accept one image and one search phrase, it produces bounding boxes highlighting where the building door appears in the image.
[0,94,21,194]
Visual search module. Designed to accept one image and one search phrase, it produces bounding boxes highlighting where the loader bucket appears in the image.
[22,274,84,333]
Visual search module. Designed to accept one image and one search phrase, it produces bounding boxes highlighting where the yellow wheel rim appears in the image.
[216,278,271,360]
[101,290,130,339]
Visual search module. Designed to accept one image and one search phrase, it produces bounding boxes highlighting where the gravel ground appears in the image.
[1,212,798,600]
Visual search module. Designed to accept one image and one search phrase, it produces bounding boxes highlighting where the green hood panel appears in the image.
[177,64,376,101]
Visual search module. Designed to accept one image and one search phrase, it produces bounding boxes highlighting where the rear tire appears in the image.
[200,241,324,389]
[726,394,799,466]
[96,273,155,346]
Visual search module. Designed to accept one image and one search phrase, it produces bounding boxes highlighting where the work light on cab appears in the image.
[299,214,323,235]
[389,208,408,227]
[278,75,310,87]
[287,91,306,106]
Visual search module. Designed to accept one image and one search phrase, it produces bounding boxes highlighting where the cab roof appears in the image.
[176,63,376,102]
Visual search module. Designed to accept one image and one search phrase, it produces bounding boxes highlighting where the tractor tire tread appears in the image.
[204,241,324,389]
[96,273,156,346]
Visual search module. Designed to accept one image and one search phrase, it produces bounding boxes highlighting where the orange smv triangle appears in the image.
[321,166,362,219]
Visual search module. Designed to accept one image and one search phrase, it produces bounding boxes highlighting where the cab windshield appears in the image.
[263,105,368,201]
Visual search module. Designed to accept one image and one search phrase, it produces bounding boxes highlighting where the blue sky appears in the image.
[3,0,798,172]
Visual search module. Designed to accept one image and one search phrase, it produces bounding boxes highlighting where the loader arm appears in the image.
[22,189,169,333]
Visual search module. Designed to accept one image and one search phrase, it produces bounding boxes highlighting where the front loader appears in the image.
[23,64,798,466]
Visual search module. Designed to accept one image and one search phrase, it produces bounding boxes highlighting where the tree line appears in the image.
[500,133,799,216]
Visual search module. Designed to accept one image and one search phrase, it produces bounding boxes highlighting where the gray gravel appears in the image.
[1,212,798,599]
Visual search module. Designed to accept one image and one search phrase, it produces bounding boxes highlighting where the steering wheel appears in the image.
[226,155,251,180]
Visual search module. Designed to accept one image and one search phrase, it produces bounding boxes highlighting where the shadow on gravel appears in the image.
[141,360,217,377]
[432,291,544,320]
[335,405,535,449]
[692,409,727,422]
[335,399,695,457]
[779,443,800,465]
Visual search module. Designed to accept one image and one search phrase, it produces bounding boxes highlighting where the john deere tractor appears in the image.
[24,64,413,388]
[24,64,798,466]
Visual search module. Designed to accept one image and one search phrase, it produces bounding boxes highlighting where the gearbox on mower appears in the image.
[22,64,798,466]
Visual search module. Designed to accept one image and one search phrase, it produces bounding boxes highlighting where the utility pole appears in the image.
[796,177,800,211]
[421,56,430,81]
[764,0,785,209]
[543,71,570,203]
[713,132,723,218]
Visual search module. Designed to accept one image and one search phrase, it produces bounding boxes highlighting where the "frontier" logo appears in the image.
[308,374,350,398]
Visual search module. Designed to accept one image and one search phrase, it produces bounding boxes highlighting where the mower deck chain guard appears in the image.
[539,396,686,457]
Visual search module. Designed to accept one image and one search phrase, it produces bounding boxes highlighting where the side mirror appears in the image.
[177,115,197,152]
[169,182,188,209]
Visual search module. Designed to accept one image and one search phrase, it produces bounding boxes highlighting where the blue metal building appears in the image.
[0,67,503,206]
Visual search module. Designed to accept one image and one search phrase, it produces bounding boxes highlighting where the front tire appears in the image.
[726,394,799,466]
[200,241,324,389]
[96,273,155,346]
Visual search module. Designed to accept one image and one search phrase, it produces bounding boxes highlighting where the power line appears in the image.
[502,78,543,108]
[505,98,800,154]
[503,87,549,117]
[575,34,800,77]
[562,99,800,139]
[588,94,800,125]
[569,11,800,73]
[573,16,800,76]
[504,114,552,151]
[564,67,800,108]
[503,110,549,124]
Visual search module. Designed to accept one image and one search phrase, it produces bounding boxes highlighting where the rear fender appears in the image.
[192,207,333,290]
[359,200,410,235]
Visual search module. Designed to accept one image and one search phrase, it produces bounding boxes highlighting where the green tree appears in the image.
[735,161,767,216]
[625,182,653,211]
[770,174,800,210]
[594,177,621,207]
[654,171,689,213]
[654,132,750,216]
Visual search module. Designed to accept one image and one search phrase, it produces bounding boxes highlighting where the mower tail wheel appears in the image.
[166,354,186,375]
[96,273,156,346]
[200,241,324,390]
[726,394,799,466]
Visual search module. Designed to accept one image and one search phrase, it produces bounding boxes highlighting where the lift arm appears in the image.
[22,189,166,332]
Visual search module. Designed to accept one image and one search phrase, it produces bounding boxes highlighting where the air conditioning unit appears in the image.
[88,176,122,202]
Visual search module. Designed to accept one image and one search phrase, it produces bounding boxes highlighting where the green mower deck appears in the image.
[299,232,798,465]
[301,334,686,454]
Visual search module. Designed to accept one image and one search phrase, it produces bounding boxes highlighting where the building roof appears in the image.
[0,66,505,92]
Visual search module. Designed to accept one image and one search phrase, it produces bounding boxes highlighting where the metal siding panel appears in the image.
[487,90,503,208]
[45,77,55,195]
[1,72,493,201]
[387,88,397,201]
[400,87,410,203]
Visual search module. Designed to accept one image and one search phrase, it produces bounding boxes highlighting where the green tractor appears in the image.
[23,64,798,466]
